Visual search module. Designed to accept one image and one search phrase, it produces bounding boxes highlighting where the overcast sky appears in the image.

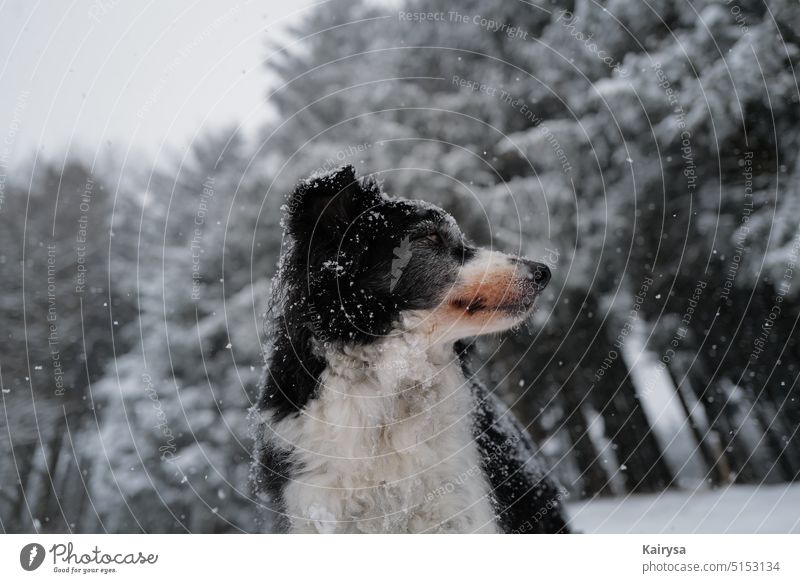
[0,0,321,169]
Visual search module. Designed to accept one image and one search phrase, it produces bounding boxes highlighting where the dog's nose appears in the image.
[532,264,551,289]
[518,259,551,290]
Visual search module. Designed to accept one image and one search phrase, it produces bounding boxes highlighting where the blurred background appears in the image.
[1,0,799,533]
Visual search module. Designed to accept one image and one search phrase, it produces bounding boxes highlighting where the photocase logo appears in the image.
[20,543,46,571]
[389,235,413,292]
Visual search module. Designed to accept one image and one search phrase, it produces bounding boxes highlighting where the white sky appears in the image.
[0,0,319,168]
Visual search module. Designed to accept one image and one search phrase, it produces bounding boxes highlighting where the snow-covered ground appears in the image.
[566,483,800,533]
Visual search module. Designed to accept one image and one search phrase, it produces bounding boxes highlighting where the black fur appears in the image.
[252,164,569,533]
[256,165,468,421]
[456,342,569,533]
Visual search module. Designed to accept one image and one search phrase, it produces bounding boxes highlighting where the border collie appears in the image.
[253,165,569,533]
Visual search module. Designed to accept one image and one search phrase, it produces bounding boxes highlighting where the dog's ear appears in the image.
[285,164,382,243]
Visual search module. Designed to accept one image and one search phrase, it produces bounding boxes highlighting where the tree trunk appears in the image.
[688,357,760,483]
[33,431,67,532]
[666,360,731,486]
[13,443,37,531]
[594,351,674,493]
[562,393,613,497]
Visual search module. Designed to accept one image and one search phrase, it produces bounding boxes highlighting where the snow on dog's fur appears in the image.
[252,165,568,533]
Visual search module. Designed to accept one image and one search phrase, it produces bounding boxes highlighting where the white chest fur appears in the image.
[271,333,497,533]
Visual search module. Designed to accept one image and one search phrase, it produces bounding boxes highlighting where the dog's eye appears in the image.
[412,231,443,245]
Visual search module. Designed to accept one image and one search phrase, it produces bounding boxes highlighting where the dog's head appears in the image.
[280,165,550,345]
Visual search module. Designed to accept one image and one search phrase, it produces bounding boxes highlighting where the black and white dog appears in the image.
[253,165,569,533]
